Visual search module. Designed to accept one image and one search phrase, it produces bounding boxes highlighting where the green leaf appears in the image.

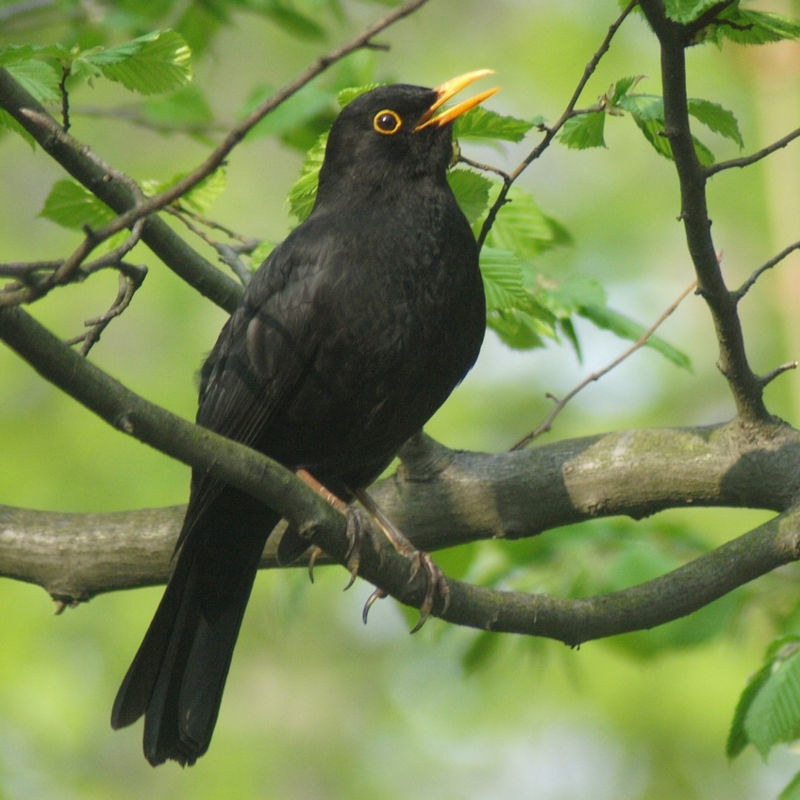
[620,94,715,165]
[0,43,69,67]
[607,75,644,107]
[727,662,774,758]
[480,247,538,314]
[288,132,327,221]
[447,169,491,225]
[484,186,571,258]
[480,247,557,349]
[337,84,380,108]
[0,109,35,149]
[453,107,534,142]
[745,645,800,757]
[714,8,800,45]
[6,60,62,105]
[688,98,743,148]
[40,179,117,230]
[664,0,723,23]
[578,303,692,370]
[79,30,192,95]
[558,111,606,149]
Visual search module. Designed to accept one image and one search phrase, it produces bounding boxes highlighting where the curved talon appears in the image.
[342,508,364,590]
[307,545,323,584]
[362,587,386,624]
[408,551,450,633]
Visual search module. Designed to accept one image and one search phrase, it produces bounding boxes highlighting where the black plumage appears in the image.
[111,72,495,766]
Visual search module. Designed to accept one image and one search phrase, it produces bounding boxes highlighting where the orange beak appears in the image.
[414,69,499,131]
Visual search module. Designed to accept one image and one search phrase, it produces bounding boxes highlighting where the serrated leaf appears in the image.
[559,111,606,149]
[607,75,644,107]
[447,169,491,225]
[481,247,557,350]
[715,8,800,45]
[484,186,571,258]
[578,303,692,370]
[664,0,722,23]
[480,247,537,314]
[453,107,533,142]
[6,60,62,104]
[537,274,607,318]
[727,662,774,758]
[745,647,800,758]
[0,43,69,67]
[80,30,192,95]
[40,179,117,230]
[688,98,743,148]
[621,94,715,165]
[288,132,327,221]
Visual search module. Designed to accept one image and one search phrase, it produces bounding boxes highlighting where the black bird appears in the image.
[110,70,496,766]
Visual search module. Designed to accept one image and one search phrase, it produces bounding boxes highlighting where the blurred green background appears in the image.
[3,1,800,797]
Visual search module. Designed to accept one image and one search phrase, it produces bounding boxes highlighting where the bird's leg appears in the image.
[295,468,370,587]
[352,487,450,633]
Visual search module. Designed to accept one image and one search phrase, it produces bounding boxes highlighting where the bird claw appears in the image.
[307,545,324,583]
[341,507,366,590]
[406,549,450,633]
[362,587,386,624]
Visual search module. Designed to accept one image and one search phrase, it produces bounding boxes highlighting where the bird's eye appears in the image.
[373,109,402,135]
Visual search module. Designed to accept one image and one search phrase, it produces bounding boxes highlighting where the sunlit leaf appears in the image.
[79,30,192,95]
[559,111,606,149]
[453,107,534,142]
[745,645,800,757]
[40,179,116,230]
[578,303,692,369]
[447,169,491,225]
[688,98,743,148]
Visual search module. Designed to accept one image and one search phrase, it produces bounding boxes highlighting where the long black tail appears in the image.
[111,490,278,766]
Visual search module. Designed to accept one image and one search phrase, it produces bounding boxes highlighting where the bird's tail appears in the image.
[111,490,278,766]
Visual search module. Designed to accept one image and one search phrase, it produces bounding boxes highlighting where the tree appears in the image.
[2,1,800,797]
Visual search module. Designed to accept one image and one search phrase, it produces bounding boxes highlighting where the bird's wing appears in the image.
[179,231,331,545]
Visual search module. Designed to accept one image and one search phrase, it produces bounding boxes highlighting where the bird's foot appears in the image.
[354,488,450,632]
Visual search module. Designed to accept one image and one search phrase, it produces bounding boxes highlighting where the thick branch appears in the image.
[3,303,800,645]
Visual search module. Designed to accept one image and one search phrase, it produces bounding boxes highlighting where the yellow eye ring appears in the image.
[373,109,402,135]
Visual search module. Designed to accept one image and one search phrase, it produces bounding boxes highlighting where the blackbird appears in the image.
[110,70,497,766]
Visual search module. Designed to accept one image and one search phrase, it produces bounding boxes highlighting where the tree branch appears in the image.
[3,300,800,643]
[638,0,769,422]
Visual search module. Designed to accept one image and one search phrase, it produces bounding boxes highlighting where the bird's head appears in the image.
[316,70,498,202]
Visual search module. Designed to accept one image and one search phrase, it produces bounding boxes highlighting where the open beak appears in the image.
[414,69,499,131]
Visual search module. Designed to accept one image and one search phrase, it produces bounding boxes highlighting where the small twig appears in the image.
[706,126,800,177]
[58,64,70,132]
[65,262,147,355]
[476,0,638,249]
[760,361,798,389]
[511,279,697,450]
[166,207,260,285]
[457,154,511,182]
[734,240,800,301]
